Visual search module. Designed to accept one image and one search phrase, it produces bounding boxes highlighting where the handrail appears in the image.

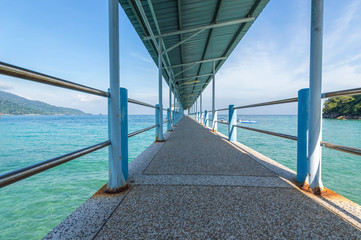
[1,118,171,188]
[323,87,361,98]
[0,61,166,109]
[216,120,229,125]
[128,98,157,109]
[233,125,361,157]
[0,61,108,97]
[214,87,361,112]
[128,125,156,138]
[0,141,111,188]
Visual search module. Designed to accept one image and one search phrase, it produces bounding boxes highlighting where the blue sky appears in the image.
[0,0,360,114]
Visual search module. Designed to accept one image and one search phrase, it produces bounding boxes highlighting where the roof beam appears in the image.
[194,0,223,94]
[215,0,263,76]
[174,63,198,77]
[143,17,255,40]
[175,74,213,82]
[177,0,185,79]
[133,0,175,82]
[146,0,175,81]
[168,57,226,69]
[162,28,206,55]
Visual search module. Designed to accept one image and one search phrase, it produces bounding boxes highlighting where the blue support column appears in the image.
[157,38,164,141]
[155,104,160,141]
[308,0,324,191]
[228,105,237,142]
[106,0,126,193]
[167,108,172,131]
[297,88,309,183]
[120,87,128,180]
[204,110,208,126]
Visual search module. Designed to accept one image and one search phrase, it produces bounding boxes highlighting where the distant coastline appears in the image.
[0,90,88,115]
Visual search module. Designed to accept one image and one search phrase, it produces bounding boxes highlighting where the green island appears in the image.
[0,90,87,115]
[323,95,361,119]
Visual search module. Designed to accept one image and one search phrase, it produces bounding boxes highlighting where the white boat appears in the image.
[237,119,258,124]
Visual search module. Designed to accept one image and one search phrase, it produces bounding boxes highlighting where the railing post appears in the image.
[228,105,237,142]
[155,104,160,141]
[297,88,309,183]
[212,111,218,132]
[120,87,128,180]
[167,108,172,131]
[308,0,324,192]
[204,110,208,127]
[106,0,126,193]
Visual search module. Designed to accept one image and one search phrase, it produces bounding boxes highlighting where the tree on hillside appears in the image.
[323,95,361,116]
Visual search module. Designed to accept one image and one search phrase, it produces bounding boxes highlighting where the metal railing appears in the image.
[190,86,361,187]
[0,60,180,188]
[0,119,170,188]
[215,87,361,112]
[0,61,160,109]
[233,125,361,157]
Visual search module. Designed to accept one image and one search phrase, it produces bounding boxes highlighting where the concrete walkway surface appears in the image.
[45,117,361,239]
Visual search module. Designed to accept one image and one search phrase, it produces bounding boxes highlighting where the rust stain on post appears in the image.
[92,183,130,198]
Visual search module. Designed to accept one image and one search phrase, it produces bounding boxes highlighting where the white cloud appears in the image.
[75,93,103,102]
[129,51,153,64]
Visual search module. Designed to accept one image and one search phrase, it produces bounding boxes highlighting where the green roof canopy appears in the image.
[119,0,269,109]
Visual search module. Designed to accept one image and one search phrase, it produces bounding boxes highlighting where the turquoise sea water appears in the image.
[0,115,360,239]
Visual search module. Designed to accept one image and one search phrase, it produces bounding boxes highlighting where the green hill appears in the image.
[323,95,361,119]
[0,90,87,115]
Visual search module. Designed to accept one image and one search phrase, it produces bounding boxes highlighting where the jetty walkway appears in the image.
[45,116,361,239]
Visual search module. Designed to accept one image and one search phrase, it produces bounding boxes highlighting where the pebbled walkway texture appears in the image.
[45,116,361,239]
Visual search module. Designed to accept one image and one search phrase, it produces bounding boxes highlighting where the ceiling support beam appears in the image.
[174,63,198,77]
[163,29,206,55]
[175,74,213,82]
[168,57,226,69]
[144,17,255,40]
[133,0,174,83]
[194,0,223,97]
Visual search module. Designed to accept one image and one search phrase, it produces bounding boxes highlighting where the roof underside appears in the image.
[119,0,269,109]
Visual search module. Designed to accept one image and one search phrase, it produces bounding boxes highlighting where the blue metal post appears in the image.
[195,99,198,122]
[167,108,171,131]
[212,111,218,131]
[120,87,128,180]
[199,93,203,123]
[212,60,216,129]
[297,88,309,183]
[228,105,237,142]
[173,88,176,124]
[204,110,208,126]
[308,0,324,191]
[106,0,126,193]
[157,38,164,141]
[169,79,173,129]
[155,104,160,141]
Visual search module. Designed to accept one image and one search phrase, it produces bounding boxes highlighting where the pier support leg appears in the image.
[106,0,127,193]
[204,110,208,127]
[297,88,309,184]
[308,0,324,192]
[120,88,128,180]
[228,105,237,142]
[212,61,216,131]
[157,38,164,141]
[167,108,172,131]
